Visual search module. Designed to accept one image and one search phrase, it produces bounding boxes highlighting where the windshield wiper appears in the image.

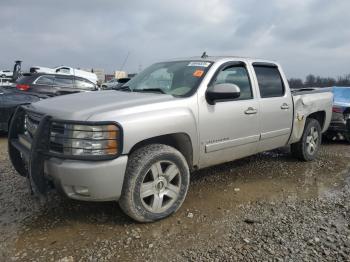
[133,88,166,94]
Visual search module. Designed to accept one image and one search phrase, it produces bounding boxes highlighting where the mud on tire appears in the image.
[291,118,322,161]
[119,144,190,222]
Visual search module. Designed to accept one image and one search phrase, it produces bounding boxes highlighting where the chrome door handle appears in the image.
[244,107,257,115]
[281,103,289,110]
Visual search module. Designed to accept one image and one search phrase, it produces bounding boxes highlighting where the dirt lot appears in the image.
[0,135,350,261]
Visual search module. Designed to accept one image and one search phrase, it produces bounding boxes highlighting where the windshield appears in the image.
[123,61,212,96]
[333,87,350,103]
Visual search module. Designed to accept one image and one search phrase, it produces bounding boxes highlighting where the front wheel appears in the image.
[291,118,322,161]
[119,144,190,222]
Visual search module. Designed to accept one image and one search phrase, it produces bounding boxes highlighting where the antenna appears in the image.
[116,51,130,79]
[201,51,208,59]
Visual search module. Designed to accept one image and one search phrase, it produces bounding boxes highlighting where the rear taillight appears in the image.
[16,84,30,91]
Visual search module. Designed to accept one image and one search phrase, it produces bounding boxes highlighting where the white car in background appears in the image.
[0,70,13,78]
[0,77,12,86]
[30,66,98,84]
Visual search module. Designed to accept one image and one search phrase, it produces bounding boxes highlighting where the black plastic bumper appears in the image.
[328,119,350,134]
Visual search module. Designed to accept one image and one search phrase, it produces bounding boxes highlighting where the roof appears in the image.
[162,56,278,64]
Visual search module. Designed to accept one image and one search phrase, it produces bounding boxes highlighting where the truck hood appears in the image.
[30,90,175,120]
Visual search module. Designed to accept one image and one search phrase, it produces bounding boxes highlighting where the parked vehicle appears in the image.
[15,73,98,96]
[0,74,97,132]
[0,77,12,86]
[0,70,12,78]
[30,66,98,84]
[325,87,350,142]
[8,56,333,222]
[0,70,13,78]
[0,86,41,132]
[101,77,130,90]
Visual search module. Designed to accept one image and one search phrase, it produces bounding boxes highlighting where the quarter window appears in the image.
[35,75,54,85]
[75,79,95,90]
[213,65,253,100]
[253,66,284,98]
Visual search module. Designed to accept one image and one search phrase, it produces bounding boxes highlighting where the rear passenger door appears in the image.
[252,63,293,152]
[53,75,76,95]
[32,75,55,93]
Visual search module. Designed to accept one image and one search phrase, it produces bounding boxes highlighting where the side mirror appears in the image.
[206,83,241,104]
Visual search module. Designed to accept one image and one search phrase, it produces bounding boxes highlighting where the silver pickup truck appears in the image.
[8,56,333,222]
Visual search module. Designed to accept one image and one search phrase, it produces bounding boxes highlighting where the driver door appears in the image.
[198,62,260,168]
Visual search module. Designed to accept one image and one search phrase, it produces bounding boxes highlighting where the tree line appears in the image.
[288,74,350,89]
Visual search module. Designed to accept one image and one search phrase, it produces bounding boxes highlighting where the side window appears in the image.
[75,78,95,90]
[213,65,253,100]
[35,75,54,85]
[54,76,74,87]
[253,66,284,98]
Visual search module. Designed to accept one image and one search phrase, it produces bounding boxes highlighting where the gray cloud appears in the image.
[0,0,349,78]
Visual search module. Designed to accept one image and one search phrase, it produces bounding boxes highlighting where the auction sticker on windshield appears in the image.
[187,62,211,67]
[193,69,204,77]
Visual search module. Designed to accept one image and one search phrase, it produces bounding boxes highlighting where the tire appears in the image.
[291,118,322,161]
[119,144,190,222]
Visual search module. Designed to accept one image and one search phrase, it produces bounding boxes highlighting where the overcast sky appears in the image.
[0,0,349,78]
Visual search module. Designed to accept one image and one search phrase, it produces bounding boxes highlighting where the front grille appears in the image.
[22,111,67,155]
[25,111,43,138]
[50,141,64,153]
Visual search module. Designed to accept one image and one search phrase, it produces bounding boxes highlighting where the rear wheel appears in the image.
[119,144,190,222]
[291,118,322,161]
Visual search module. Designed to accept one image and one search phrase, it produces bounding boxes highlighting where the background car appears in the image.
[101,77,130,90]
[325,86,350,142]
[15,73,98,96]
[0,77,12,86]
[30,66,98,84]
[0,70,13,78]
[0,86,41,132]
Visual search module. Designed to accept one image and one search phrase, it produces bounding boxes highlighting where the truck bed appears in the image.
[289,87,333,144]
[291,87,332,95]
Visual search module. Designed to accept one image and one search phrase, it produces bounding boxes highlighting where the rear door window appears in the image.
[54,76,74,88]
[253,66,285,98]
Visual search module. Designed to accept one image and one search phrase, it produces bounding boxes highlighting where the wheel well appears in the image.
[307,111,326,130]
[129,133,194,170]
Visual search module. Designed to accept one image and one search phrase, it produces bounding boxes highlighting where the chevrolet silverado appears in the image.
[8,56,333,222]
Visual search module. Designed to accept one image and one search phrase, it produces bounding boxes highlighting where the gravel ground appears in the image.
[0,135,349,261]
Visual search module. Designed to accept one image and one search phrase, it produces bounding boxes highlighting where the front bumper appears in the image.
[45,156,128,201]
[328,121,348,132]
[8,106,128,201]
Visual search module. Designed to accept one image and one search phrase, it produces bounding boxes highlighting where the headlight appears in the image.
[50,122,121,158]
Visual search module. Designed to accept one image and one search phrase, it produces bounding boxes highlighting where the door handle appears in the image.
[281,103,289,110]
[244,107,257,115]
